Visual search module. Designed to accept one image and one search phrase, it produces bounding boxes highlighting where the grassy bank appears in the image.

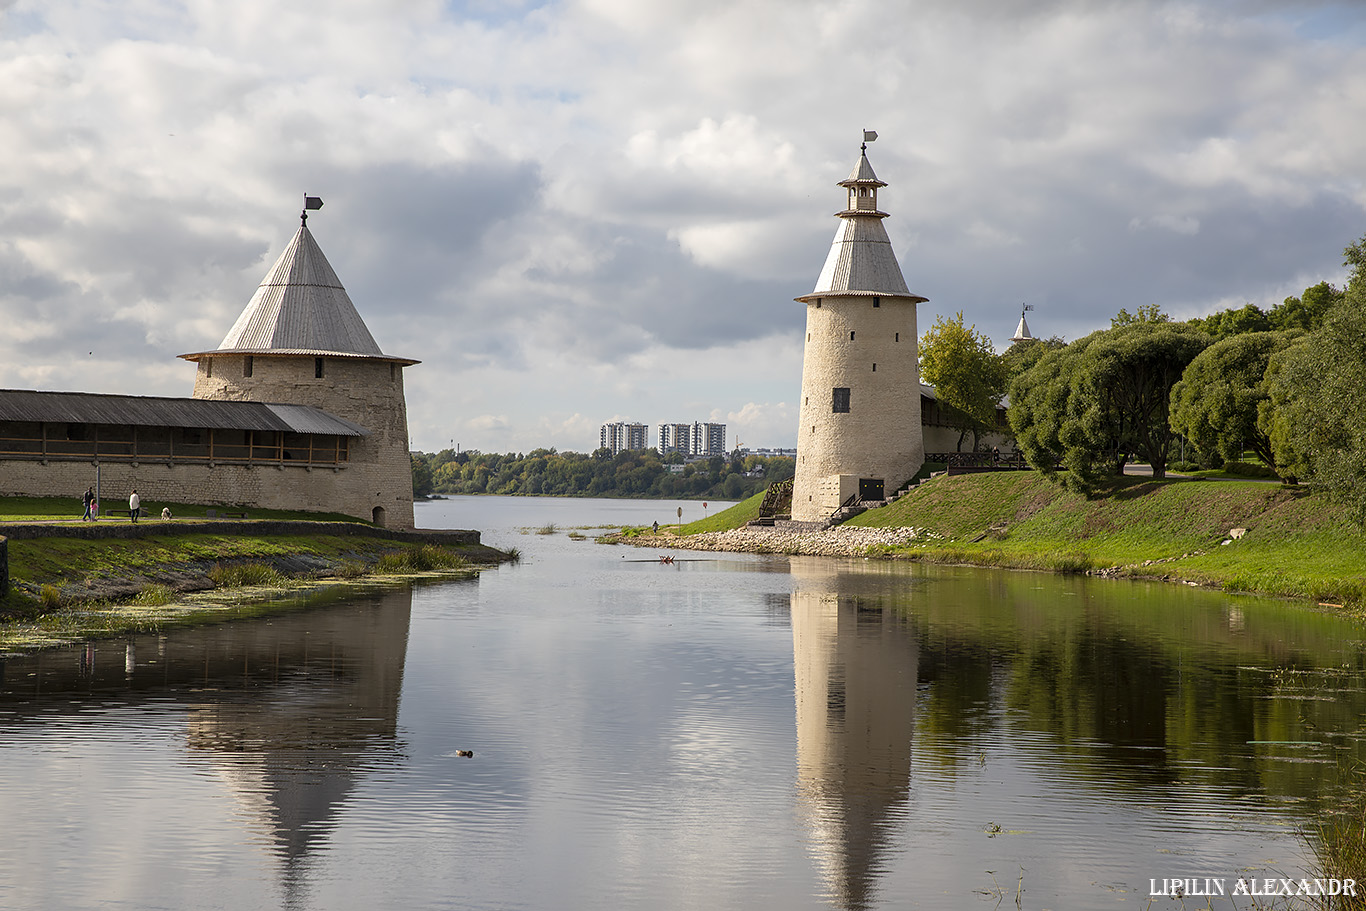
[842,472,1366,606]
[0,501,511,651]
[0,494,365,524]
[636,473,1366,609]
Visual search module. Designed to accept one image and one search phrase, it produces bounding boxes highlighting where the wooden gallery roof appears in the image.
[0,389,367,437]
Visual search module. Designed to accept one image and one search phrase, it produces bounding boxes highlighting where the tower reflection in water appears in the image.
[790,556,918,911]
[0,587,413,908]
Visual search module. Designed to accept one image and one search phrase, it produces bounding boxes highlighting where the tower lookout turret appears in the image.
[180,208,419,528]
[791,140,926,523]
[1010,303,1035,344]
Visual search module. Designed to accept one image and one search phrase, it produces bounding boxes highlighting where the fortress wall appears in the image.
[0,456,400,522]
[922,426,1017,455]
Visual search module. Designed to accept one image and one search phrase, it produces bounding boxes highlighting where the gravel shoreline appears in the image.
[619,524,940,558]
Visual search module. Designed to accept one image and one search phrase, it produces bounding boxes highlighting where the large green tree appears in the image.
[1188,303,1272,340]
[1169,331,1299,477]
[1270,281,1342,332]
[1001,334,1066,382]
[1263,238,1366,519]
[919,311,1008,452]
[1186,282,1342,340]
[1009,319,1210,490]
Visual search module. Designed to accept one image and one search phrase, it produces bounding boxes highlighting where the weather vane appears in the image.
[301,194,324,226]
[862,129,877,151]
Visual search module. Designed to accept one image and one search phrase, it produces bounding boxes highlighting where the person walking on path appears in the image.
[82,487,95,521]
[128,489,140,523]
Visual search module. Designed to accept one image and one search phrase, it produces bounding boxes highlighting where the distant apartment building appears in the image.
[693,422,726,456]
[659,421,726,457]
[600,421,649,455]
[658,423,693,455]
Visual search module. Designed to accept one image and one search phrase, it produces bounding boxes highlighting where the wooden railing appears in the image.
[926,451,1030,472]
[0,428,349,465]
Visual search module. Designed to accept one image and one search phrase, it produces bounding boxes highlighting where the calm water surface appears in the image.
[2,495,1366,910]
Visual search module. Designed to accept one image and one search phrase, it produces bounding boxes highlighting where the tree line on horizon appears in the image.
[924,231,1366,520]
[410,447,795,501]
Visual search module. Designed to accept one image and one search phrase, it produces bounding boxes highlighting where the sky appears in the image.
[2,0,1365,454]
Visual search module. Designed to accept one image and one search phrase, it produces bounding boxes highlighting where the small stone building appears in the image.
[0,214,419,528]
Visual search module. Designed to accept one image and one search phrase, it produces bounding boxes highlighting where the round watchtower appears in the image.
[179,209,419,528]
[791,141,926,523]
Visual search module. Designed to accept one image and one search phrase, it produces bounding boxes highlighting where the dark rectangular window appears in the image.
[244,356,253,377]
[832,387,850,413]
[315,357,325,379]
[873,298,880,308]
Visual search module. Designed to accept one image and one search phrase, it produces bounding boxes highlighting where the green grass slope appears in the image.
[613,490,766,538]
[847,472,1366,607]
[0,495,365,524]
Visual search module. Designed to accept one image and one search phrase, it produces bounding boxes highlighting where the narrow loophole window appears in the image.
[850,331,855,340]
[243,356,253,378]
[872,363,877,372]
[315,357,325,379]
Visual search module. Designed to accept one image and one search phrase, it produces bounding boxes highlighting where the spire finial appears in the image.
[301,194,324,226]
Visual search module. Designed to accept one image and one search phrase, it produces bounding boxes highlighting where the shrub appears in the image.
[335,561,368,579]
[1052,552,1095,574]
[209,562,286,588]
[39,584,61,609]
[374,545,469,574]
[131,584,175,606]
[1307,786,1366,910]
[1223,460,1279,479]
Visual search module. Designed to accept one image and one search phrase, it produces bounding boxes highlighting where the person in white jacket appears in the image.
[128,489,140,523]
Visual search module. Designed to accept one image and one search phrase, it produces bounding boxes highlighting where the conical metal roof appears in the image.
[1010,314,1035,343]
[840,150,885,187]
[181,223,416,364]
[797,148,925,304]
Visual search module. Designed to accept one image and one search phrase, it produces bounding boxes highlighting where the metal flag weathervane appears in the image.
[301,194,324,225]
[862,129,877,150]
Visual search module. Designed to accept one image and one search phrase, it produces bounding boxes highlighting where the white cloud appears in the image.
[2,0,1366,455]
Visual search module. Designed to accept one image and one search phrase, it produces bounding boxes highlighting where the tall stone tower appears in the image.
[180,207,419,528]
[791,139,926,522]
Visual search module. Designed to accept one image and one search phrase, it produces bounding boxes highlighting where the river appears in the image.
[2,494,1365,910]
